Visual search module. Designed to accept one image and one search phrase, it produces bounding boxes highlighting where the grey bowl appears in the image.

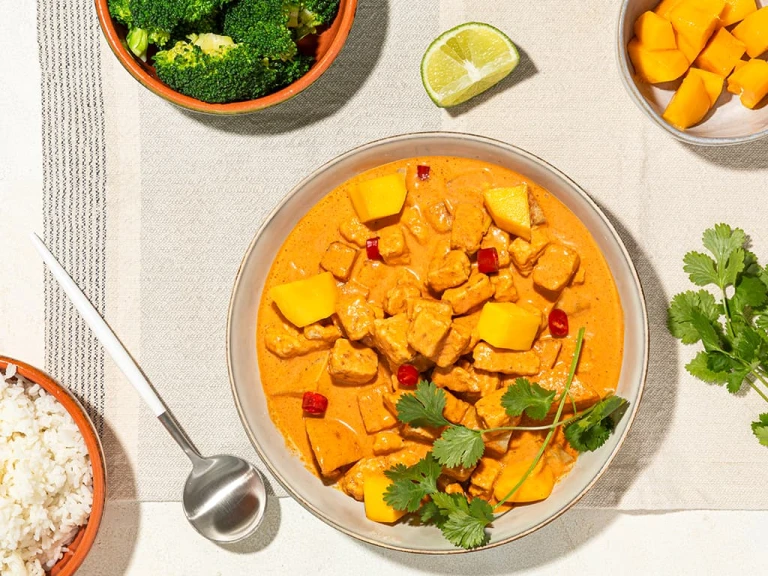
[227,132,649,553]
[617,0,768,146]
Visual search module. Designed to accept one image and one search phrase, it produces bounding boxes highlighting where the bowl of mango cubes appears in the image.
[618,0,768,144]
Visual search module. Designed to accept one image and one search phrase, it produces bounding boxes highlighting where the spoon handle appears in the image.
[30,233,167,417]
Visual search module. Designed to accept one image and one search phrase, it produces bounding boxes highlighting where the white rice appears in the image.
[0,364,93,576]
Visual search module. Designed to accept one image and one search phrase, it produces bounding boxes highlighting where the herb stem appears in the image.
[492,328,585,512]
[483,405,596,434]
[722,288,736,339]
[747,370,768,403]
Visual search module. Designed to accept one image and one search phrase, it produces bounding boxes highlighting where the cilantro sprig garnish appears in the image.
[384,328,629,549]
[668,224,768,446]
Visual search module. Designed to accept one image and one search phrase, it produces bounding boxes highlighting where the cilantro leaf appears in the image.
[733,327,762,363]
[702,224,747,288]
[683,251,718,287]
[418,500,446,527]
[500,378,556,420]
[564,396,629,452]
[433,426,485,469]
[685,351,729,384]
[732,275,768,310]
[384,454,442,512]
[431,492,493,549]
[395,381,450,428]
[667,290,723,347]
[726,367,750,394]
[752,413,768,447]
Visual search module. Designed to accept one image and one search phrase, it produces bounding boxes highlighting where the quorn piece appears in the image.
[442,273,495,315]
[532,244,581,294]
[328,338,379,384]
[428,249,471,292]
[473,342,541,375]
[305,418,364,476]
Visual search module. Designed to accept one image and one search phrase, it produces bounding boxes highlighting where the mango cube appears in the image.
[483,185,531,241]
[687,67,725,105]
[477,302,541,351]
[663,72,712,129]
[634,11,677,50]
[348,172,408,223]
[727,58,768,108]
[669,1,721,48]
[721,0,757,26]
[628,39,689,83]
[655,0,686,19]
[695,28,747,76]
[269,272,338,328]
[732,7,768,58]
[493,460,555,504]
[675,30,706,62]
[363,473,407,523]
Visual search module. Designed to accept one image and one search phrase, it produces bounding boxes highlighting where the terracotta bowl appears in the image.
[617,0,768,146]
[0,357,106,575]
[94,0,358,114]
[227,132,649,553]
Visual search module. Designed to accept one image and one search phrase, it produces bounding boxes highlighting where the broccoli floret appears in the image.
[294,0,339,38]
[128,0,231,36]
[223,0,297,60]
[108,0,132,26]
[153,33,278,103]
[272,53,313,88]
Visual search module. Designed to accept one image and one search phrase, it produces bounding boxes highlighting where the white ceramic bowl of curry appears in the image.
[227,132,649,554]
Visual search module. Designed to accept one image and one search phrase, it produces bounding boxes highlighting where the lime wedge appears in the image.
[421,22,520,108]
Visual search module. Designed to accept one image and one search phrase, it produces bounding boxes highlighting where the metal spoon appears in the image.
[31,233,267,543]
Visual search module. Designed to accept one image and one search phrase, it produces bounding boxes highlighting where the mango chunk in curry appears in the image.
[258,156,624,523]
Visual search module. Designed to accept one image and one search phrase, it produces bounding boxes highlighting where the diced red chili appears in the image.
[366,237,381,260]
[548,309,569,338]
[397,364,420,387]
[477,247,500,274]
[302,391,329,415]
[417,165,431,180]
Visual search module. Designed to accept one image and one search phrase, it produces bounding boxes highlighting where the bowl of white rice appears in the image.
[0,358,106,576]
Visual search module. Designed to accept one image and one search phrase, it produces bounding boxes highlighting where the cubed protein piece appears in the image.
[442,273,495,315]
[305,417,364,477]
[441,389,472,424]
[378,226,410,265]
[357,385,398,433]
[480,226,511,267]
[424,200,454,233]
[336,292,379,341]
[470,457,503,491]
[265,324,332,359]
[320,241,359,281]
[427,249,471,292]
[372,314,416,366]
[384,272,422,316]
[406,297,454,320]
[532,244,581,294]
[509,227,550,276]
[534,338,562,369]
[328,338,379,384]
[450,203,491,254]
[432,361,500,396]
[340,456,388,500]
[372,430,404,455]
[491,268,519,303]
[339,217,372,248]
[432,323,472,368]
[475,387,522,429]
[473,342,541,375]
[407,306,453,359]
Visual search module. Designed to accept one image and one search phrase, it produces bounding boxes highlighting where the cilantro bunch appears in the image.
[668,224,768,447]
[383,328,629,549]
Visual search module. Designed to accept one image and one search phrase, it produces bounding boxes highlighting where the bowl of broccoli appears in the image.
[97,0,356,113]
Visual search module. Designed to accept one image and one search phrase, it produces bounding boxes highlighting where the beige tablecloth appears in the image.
[35,0,768,506]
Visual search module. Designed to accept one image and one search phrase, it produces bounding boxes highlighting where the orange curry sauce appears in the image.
[257,156,623,505]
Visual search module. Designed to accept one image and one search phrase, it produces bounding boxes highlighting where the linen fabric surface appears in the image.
[37,0,768,507]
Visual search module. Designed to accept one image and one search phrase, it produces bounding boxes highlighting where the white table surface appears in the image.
[2,1,767,574]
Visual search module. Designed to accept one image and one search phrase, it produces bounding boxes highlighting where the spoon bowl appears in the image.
[183,454,267,543]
